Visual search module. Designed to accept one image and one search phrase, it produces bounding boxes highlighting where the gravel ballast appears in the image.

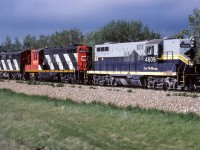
[1,80,200,115]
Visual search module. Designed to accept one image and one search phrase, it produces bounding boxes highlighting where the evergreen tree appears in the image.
[14,37,22,51]
[23,34,37,50]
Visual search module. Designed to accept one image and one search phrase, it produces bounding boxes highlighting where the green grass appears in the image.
[56,83,64,87]
[0,89,200,149]
[23,80,61,88]
[170,92,199,98]
[0,78,5,82]
[69,84,76,88]
[16,80,24,84]
[26,80,37,85]
[127,89,133,93]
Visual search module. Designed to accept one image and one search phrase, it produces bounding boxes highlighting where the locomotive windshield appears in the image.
[146,46,154,55]
[79,49,87,53]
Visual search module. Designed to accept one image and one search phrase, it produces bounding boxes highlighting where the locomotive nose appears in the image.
[184,47,196,59]
[184,36,197,60]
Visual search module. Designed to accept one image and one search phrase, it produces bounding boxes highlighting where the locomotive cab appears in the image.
[77,45,93,71]
[144,38,195,65]
[144,39,163,63]
[76,45,93,82]
[25,48,43,71]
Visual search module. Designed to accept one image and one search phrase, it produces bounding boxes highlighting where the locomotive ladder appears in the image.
[177,62,186,84]
[178,59,195,84]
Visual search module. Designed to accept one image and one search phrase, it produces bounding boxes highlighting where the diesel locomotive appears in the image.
[0,44,92,83]
[88,36,198,90]
[0,36,198,90]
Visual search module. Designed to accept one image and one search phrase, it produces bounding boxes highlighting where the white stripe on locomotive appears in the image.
[45,55,55,70]
[54,54,64,70]
[7,60,13,70]
[63,54,75,70]
[13,59,19,70]
[1,60,7,70]
[38,65,42,70]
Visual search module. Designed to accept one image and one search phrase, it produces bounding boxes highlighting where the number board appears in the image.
[144,56,157,63]
[180,44,190,48]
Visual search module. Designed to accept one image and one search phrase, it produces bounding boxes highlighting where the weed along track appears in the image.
[1,80,200,115]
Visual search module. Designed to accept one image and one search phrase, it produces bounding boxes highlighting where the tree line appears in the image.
[0,28,85,51]
[0,20,160,52]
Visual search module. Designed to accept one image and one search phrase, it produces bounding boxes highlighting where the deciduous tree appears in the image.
[85,20,160,47]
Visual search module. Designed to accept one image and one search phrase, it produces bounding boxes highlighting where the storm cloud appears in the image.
[0,0,199,42]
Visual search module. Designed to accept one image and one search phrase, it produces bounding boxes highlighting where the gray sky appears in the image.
[0,0,199,43]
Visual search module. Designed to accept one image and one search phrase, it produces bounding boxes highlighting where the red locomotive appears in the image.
[0,44,93,83]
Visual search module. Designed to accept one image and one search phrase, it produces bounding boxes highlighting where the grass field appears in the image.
[0,89,200,150]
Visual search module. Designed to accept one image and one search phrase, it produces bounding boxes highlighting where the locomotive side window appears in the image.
[97,47,109,52]
[105,47,109,51]
[101,47,104,51]
[146,46,154,55]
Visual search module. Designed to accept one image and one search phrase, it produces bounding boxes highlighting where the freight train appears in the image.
[0,36,198,90]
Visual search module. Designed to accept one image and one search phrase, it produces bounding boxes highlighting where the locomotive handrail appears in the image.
[157,51,174,60]
[188,60,194,66]
[167,51,174,60]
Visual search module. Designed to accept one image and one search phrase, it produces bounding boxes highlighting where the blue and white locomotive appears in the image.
[88,36,198,90]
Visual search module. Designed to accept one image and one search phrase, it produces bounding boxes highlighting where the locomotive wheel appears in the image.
[146,76,156,89]
[113,80,118,86]
[188,80,195,91]
[165,77,178,90]
[141,78,147,88]
[165,82,173,90]
[182,80,195,91]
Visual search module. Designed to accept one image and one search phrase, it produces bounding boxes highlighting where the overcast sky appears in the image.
[0,0,199,43]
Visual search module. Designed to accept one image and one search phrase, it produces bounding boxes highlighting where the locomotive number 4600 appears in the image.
[145,56,157,63]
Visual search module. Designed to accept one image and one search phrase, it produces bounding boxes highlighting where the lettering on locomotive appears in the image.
[144,56,157,63]
[144,66,158,71]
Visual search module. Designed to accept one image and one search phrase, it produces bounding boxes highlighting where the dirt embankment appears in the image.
[1,80,200,115]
